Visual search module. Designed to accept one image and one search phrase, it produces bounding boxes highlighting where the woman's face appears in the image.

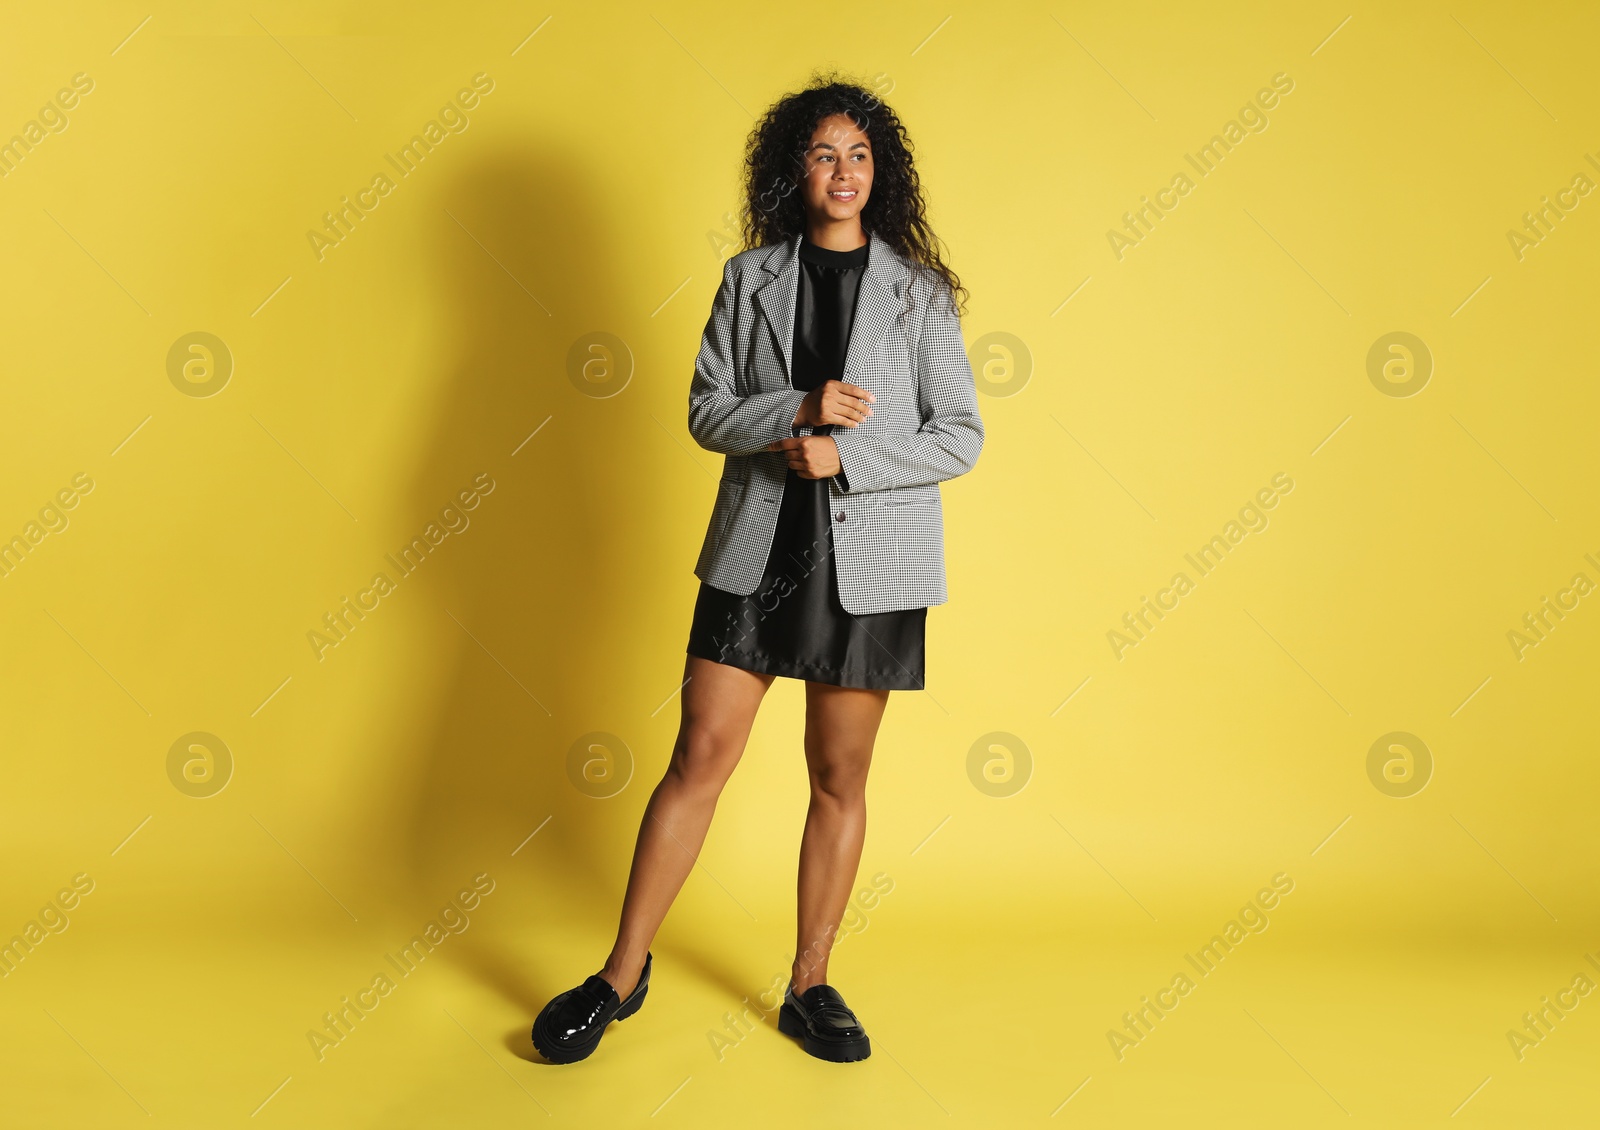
[800,112,873,225]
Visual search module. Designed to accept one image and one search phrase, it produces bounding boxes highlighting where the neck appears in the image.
[803,218,867,252]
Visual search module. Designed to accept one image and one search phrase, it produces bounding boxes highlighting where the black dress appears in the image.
[685,236,927,690]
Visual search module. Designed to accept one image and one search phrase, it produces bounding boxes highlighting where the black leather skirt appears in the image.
[686,465,926,691]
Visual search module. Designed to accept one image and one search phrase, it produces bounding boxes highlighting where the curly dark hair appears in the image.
[739,69,967,318]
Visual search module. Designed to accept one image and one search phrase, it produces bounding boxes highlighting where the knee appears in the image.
[806,754,870,806]
[665,724,742,794]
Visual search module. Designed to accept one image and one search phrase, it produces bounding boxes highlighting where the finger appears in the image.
[834,393,872,419]
[836,382,875,402]
[822,402,868,426]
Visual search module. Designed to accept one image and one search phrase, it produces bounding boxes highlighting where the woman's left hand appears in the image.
[766,435,842,479]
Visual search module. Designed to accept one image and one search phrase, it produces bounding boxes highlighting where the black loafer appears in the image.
[777,982,871,1062]
[530,951,652,1064]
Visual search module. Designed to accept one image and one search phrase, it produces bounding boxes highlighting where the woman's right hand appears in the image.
[793,380,875,428]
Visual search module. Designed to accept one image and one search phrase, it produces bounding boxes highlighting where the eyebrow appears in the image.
[807,141,870,152]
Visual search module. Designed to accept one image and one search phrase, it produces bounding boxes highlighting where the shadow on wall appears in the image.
[390,149,649,1016]
[375,150,759,1049]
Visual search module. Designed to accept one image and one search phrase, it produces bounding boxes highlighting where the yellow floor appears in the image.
[5,888,1596,1127]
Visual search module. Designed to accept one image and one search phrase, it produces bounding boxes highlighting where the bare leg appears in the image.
[598,654,775,997]
[791,680,889,994]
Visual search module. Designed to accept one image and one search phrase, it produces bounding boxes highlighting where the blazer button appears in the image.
[835,510,847,522]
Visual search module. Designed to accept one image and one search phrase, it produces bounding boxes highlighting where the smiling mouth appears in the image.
[828,190,858,200]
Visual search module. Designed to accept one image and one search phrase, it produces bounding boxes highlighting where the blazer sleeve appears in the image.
[688,256,811,456]
[831,276,984,493]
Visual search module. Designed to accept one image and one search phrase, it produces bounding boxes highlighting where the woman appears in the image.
[531,74,983,1065]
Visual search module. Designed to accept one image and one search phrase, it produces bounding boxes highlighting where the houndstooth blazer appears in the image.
[687,230,984,615]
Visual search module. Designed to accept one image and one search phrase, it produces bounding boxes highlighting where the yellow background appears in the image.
[2,1,1597,1126]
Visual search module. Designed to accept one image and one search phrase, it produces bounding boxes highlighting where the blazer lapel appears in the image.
[752,233,800,387]
[843,232,908,386]
[752,230,908,390]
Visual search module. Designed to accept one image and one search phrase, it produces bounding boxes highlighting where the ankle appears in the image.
[790,971,827,996]
[600,955,644,997]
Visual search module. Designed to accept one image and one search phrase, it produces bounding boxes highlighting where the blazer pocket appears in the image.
[711,478,745,544]
[877,484,938,509]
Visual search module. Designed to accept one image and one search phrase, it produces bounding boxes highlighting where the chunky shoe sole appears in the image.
[532,987,647,1064]
[531,965,650,1064]
[777,1000,871,1062]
